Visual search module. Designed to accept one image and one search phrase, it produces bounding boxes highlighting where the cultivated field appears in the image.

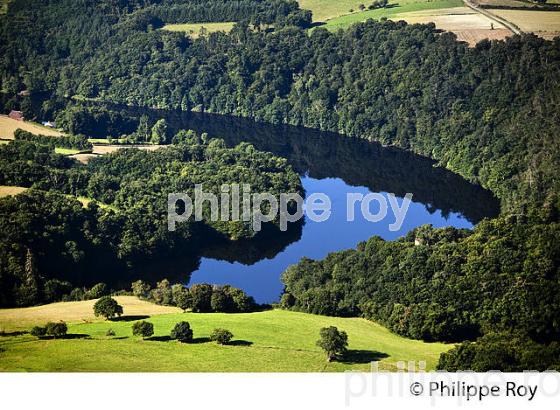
[0,298,451,372]
[321,0,464,31]
[473,0,560,7]
[397,7,511,45]
[491,10,560,39]
[0,115,64,139]
[302,0,559,45]
[162,22,235,38]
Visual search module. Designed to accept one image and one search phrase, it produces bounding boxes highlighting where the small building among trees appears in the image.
[8,110,24,121]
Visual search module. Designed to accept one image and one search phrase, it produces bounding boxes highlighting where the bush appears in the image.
[30,326,47,337]
[132,321,154,339]
[93,296,123,320]
[316,326,348,362]
[210,328,233,345]
[106,328,116,337]
[45,321,68,338]
[170,321,193,343]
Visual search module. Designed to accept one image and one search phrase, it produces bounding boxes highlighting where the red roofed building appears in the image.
[8,110,24,121]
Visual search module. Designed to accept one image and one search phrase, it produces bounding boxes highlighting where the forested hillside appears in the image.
[0,132,302,307]
[1,0,559,370]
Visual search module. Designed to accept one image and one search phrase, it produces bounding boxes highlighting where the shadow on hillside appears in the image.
[340,350,389,364]
[309,22,325,28]
[111,315,150,322]
[228,340,253,347]
[112,336,129,340]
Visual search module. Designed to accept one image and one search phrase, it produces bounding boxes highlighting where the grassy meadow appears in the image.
[0,297,451,372]
[162,22,235,38]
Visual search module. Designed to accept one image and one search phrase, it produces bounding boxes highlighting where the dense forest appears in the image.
[0,131,302,307]
[1,0,559,370]
[2,0,558,213]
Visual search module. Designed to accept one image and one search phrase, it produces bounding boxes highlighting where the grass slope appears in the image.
[0,298,451,372]
[0,185,27,198]
[317,0,464,30]
[0,115,64,140]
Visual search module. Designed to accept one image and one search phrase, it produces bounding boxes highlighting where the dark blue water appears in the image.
[189,175,472,303]
[106,107,499,301]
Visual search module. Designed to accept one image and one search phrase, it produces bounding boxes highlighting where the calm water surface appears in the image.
[105,106,500,302]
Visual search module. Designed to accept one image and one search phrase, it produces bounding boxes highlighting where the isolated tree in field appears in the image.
[170,321,193,343]
[131,280,151,299]
[93,296,123,320]
[132,321,154,339]
[210,328,233,345]
[316,327,348,362]
[45,321,68,338]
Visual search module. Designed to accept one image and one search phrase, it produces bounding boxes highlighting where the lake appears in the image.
[102,106,501,302]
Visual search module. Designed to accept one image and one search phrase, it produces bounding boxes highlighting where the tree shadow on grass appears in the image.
[191,337,211,344]
[0,331,28,337]
[110,315,150,322]
[339,350,389,364]
[112,336,129,340]
[228,340,253,347]
[37,334,91,340]
[146,335,172,342]
[63,334,91,340]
